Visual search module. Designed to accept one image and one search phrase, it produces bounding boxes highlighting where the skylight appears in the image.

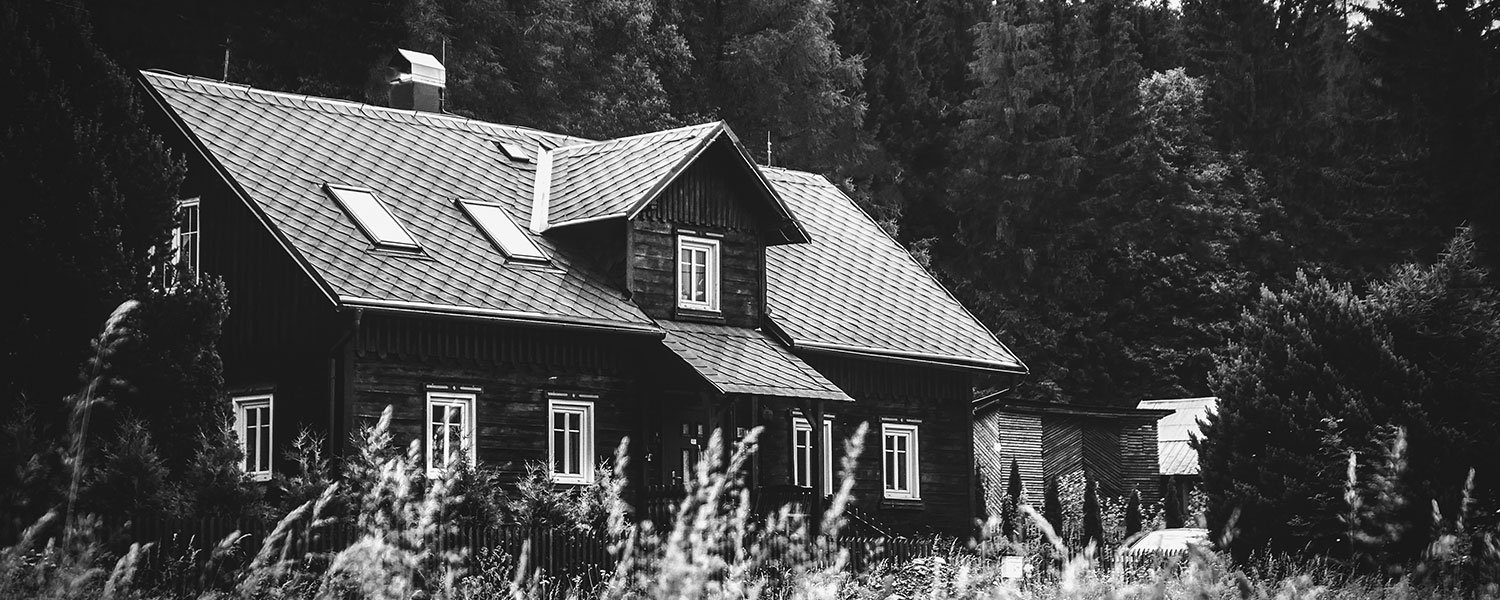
[326,184,420,251]
[458,200,548,262]
[495,140,533,163]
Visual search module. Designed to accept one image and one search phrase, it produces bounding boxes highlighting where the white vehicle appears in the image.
[1126,528,1210,552]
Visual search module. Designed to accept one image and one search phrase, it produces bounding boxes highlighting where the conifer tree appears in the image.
[1199,229,1500,563]
[1082,479,1103,547]
[1043,478,1064,537]
[1125,487,1143,537]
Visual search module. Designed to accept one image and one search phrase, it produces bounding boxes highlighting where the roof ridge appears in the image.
[551,121,723,154]
[140,69,593,145]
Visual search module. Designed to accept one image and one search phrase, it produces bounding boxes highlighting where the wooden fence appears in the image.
[0,513,1193,597]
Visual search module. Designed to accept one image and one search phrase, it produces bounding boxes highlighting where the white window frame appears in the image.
[326,183,422,251]
[457,199,549,262]
[675,235,720,312]
[426,391,476,477]
[881,422,921,500]
[173,197,201,283]
[233,394,273,481]
[548,394,596,485]
[792,415,835,496]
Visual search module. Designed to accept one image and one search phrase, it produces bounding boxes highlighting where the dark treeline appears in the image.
[4,0,1500,569]
[53,0,1500,408]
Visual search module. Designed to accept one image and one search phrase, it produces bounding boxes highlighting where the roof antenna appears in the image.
[221,36,231,81]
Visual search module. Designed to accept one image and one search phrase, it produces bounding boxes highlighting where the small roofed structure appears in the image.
[1137,397,1218,526]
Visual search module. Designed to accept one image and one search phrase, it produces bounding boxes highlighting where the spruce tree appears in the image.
[1125,487,1143,537]
[1199,229,1500,563]
[1082,479,1103,547]
[1003,459,1023,539]
[1043,478,1064,537]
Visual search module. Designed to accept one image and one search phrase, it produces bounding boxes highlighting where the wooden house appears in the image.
[973,395,1168,515]
[136,51,1027,535]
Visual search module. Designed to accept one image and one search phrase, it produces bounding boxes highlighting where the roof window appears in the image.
[495,141,533,163]
[458,200,548,262]
[326,184,421,251]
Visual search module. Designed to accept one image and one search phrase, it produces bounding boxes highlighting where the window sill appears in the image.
[673,307,726,324]
[880,498,924,510]
[246,471,272,483]
[550,474,594,486]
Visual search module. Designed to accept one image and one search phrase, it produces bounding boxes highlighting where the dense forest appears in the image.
[3,0,1499,569]
[8,0,1497,410]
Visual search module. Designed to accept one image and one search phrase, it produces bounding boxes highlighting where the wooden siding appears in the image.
[1119,421,1161,496]
[1082,425,1123,495]
[630,152,772,328]
[1042,417,1084,483]
[358,314,630,373]
[974,409,1044,516]
[630,221,762,327]
[350,315,647,481]
[801,355,976,536]
[637,150,762,231]
[191,153,344,470]
[1037,414,1161,498]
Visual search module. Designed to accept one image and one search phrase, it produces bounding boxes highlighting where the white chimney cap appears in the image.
[394,49,446,89]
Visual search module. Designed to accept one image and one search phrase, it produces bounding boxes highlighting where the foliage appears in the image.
[1126,488,1144,537]
[1199,228,1500,566]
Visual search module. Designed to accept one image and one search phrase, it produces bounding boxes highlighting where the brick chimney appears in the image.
[390,49,445,112]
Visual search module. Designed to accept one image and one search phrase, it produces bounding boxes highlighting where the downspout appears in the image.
[327,308,363,458]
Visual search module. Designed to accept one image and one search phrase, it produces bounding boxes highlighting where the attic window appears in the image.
[326,184,420,251]
[457,200,549,262]
[494,141,533,163]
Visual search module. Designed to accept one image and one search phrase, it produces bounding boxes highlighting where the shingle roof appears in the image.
[1137,397,1218,476]
[659,321,852,401]
[540,122,809,242]
[763,168,1026,373]
[141,71,654,332]
[545,123,721,227]
[140,71,1024,373]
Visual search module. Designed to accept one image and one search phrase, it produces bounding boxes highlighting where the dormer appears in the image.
[530,122,808,328]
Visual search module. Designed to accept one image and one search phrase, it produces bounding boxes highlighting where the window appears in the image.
[676,235,720,312]
[494,140,533,163]
[548,394,596,484]
[792,415,834,496]
[233,395,273,481]
[326,184,421,250]
[173,198,200,282]
[881,422,921,500]
[426,392,475,476]
[457,200,548,262]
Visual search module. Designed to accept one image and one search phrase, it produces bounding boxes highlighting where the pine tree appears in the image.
[669,0,869,174]
[1001,459,1022,539]
[1082,479,1103,547]
[1198,228,1500,563]
[1358,0,1500,274]
[1,0,183,418]
[1043,478,1064,537]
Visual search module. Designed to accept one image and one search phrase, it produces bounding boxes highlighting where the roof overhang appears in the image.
[341,297,664,336]
[659,321,852,401]
[973,394,1175,420]
[777,334,1029,375]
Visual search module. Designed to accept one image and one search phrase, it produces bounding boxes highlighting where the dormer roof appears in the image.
[533,122,809,244]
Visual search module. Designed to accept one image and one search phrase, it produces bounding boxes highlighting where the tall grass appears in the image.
[6,304,1500,599]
